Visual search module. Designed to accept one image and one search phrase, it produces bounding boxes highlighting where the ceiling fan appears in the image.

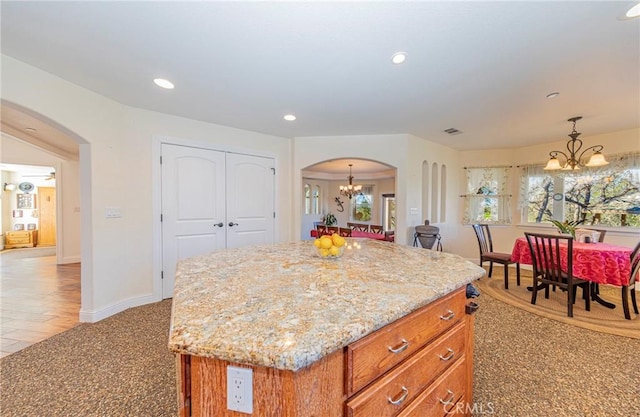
[23,172,56,181]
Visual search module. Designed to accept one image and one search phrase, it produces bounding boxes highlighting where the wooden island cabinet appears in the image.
[169,240,484,417]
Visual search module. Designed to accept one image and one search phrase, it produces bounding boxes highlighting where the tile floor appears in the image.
[0,249,80,358]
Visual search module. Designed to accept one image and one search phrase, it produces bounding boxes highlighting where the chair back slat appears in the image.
[472,224,493,255]
[630,241,640,286]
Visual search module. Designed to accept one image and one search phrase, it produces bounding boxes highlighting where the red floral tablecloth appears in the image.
[511,237,633,286]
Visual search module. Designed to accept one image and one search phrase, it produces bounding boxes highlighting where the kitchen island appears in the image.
[169,239,485,416]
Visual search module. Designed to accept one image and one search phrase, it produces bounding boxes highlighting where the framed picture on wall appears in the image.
[14,224,25,231]
[27,223,37,230]
[12,209,23,218]
[17,193,36,209]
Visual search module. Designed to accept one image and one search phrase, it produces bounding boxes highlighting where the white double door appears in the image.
[161,143,275,298]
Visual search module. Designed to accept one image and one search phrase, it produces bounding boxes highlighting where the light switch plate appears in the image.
[105,207,122,218]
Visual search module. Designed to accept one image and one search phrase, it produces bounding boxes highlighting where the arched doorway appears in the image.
[1,100,90,351]
[300,158,396,240]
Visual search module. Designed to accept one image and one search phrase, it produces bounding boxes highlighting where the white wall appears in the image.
[293,134,411,243]
[1,55,292,322]
[406,134,463,250]
[293,133,463,246]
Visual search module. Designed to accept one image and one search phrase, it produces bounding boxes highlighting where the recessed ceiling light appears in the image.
[391,52,407,65]
[546,92,560,99]
[153,78,175,89]
[283,114,296,121]
[626,3,640,18]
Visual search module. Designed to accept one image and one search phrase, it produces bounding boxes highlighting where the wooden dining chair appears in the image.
[338,227,352,237]
[348,222,369,232]
[472,224,520,289]
[581,227,607,299]
[582,228,607,242]
[622,241,640,320]
[370,225,384,234]
[524,232,590,318]
[316,224,329,236]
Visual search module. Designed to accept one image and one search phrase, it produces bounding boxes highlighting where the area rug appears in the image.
[0,246,56,260]
[476,267,639,339]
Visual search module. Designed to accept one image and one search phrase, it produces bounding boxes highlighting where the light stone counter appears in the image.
[168,239,485,371]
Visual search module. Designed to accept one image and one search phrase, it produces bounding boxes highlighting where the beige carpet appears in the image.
[476,266,639,339]
[1,291,639,416]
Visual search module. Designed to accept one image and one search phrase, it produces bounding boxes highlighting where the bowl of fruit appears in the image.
[314,233,346,258]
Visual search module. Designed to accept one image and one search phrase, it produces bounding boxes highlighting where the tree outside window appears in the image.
[520,153,640,227]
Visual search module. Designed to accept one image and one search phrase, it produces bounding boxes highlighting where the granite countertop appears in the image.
[168,239,485,371]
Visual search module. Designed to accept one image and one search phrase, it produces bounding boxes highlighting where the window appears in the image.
[382,194,396,231]
[440,164,447,222]
[519,153,640,227]
[304,184,321,215]
[351,185,374,222]
[422,160,430,221]
[462,166,511,224]
[313,185,320,214]
[304,184,311,214]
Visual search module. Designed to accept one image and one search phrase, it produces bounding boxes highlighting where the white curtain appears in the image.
[463,167,511,224]
[518,164,550,210]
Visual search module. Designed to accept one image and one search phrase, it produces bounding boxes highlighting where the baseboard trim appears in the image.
[61,255,81,264]
[79,293,158,323]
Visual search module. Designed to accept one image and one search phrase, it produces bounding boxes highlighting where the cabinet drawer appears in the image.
[7,231,30,239]
[396,358,466,417]
[345,321,466,417]
[7,236,31,244]
[346,287,466,394]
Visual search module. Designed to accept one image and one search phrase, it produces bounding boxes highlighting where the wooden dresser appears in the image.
[177,287,476,416]
[5,230,38,249]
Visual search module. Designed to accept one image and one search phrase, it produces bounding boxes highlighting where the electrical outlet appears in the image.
[227,366,253,414]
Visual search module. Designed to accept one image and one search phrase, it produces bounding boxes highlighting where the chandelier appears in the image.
[339,164,362,199]
[543,116,609,171]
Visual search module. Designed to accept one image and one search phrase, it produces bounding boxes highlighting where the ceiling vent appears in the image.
[444,128,463,135]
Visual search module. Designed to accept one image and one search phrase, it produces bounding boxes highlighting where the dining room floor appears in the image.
[0,248,80,358]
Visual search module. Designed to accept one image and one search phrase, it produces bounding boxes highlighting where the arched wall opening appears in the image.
[1,99,92,320]
[300,157,397,241]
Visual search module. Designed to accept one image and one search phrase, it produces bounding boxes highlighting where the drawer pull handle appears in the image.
[438,389,455,406]
[388,339,409,354]
[438,348,455,361]
[439,310,455,321]
[387,386,409,405]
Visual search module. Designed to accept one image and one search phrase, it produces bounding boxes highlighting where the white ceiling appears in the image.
[1,1,639,155]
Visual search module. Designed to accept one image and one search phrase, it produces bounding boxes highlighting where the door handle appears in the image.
[228,222,239,227]
[214,222,224,227]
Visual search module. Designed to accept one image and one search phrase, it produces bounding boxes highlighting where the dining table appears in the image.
[510,236,633,309]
